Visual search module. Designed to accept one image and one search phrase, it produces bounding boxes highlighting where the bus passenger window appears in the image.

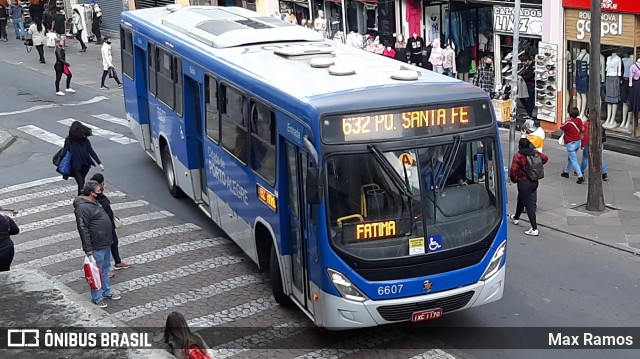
[121,29,134,80]
[148,44,156,96]
[205,75,219,143]
[156,49,175,109]
[220,85,248,164]
[174,57,183,117]
[250,102,276,185]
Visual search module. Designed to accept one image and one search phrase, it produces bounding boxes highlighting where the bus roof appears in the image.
[122,6,488,101]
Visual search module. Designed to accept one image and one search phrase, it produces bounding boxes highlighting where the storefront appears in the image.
[563,0,640,138]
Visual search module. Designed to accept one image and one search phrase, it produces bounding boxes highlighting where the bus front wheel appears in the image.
[161,146,183,198]
[270,245,293,307]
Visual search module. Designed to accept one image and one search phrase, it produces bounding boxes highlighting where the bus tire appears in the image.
[270,245,293,307]
[161,146,183,198]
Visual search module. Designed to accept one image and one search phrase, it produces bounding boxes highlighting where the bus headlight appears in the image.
[327,268,367,302]
[481,240,507,281]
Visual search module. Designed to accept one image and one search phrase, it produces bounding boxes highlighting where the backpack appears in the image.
[526,154,545,181]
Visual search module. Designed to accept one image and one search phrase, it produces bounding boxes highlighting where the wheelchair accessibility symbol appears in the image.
[428,235,443,253]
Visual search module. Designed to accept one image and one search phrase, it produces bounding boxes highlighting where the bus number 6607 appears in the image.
[377,284,403,296]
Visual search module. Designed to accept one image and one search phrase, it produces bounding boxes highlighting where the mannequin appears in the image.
[575,49,590,119]
[620,53,634,130]
[314,10,327,37]
[428,39,445,74]
[394,34,408,63]
[442,42,457,77]
[285,10,297,24]
[628,58,640,132]
[604,53,622,128]
[456,47,472,82]
[407,33,424,67]
[383,46,396,58]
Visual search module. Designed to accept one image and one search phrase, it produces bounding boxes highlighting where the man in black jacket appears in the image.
[518,55,535,117]
[73,180,121,308]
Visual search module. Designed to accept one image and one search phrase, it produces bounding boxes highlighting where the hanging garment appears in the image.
[407,36,424,65]
[394,47,408,62]
[405,0,421,38]
[575,59,589,94]
[605,76,621,103]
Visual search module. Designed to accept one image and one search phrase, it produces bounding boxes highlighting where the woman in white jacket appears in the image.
[72,8,87,52]
[27,17,47,64]
[100,36,122,89]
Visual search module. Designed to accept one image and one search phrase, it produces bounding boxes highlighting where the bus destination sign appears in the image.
[322,103,491,143]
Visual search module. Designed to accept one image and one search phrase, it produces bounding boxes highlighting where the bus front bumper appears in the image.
[317,265,505,329]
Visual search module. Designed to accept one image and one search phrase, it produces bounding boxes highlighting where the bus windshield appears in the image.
[325,137,500,261]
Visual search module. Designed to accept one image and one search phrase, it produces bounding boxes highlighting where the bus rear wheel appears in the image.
[270,245,292,307]
[161,146,183,198]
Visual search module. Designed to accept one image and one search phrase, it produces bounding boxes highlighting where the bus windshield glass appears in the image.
[325,137,500,261]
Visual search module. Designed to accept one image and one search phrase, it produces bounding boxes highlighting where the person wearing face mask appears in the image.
[74,180,122,308]
[472,57,495,95]
[100,36,122,89]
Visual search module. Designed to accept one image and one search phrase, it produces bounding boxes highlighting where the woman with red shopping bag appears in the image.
[54,38,75,96]
[164,312,211,359]
[73,180,122,308]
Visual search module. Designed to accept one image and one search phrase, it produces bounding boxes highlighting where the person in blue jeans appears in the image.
[9,0,24,40]
[580,119,609,181]
[560,108,585,184]
[73,180,122,308]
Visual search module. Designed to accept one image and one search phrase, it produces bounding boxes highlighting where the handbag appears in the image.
[559,121,579,146]
[52,148,63,166]
[46,31,56,47]
[63,64,71,76]
[57,151,72,176]
[108,67,115,79]
[83,255,102,291]
[113,216,123,229]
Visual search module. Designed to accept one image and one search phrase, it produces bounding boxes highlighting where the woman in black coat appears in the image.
[61,121,105,195]
[0,215,20,272]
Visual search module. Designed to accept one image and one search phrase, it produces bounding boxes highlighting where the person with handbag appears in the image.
[100,36,121,89]
[72,8,86,52]
[54,38,75,95]
[164,312,211,359]
[90,173,132,279]
[560,107,585,184]
[0,214,20,272]
[74,180,122,308]
[27,16,46,63]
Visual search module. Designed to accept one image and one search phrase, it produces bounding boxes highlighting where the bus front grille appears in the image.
[376,291,475,322]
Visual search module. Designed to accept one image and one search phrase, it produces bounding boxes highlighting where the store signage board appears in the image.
[493,6,543,37]
[565,9,635,47]
[563,0,640,14]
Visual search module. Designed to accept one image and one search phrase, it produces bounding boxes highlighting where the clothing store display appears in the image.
[575,51,589,94]
[346,32,363,48]
[426,15,439,44]
[406,0,421,39]
[443,46,456,75]
[383,47,396,58]
[429,46,444,71]
[629,63,640,113]
[605,54,622,104]
[456,48,472,74]
[394,36,407,62]
[407,35,424,66]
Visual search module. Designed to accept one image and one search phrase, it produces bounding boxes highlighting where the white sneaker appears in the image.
[525,228,539,236]
[66,88,76,93]
[56,91,65,96]
[509,214,519,225]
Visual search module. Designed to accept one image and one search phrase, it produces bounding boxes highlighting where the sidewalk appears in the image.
[500,129,640,254]
[0,269,174,358]
[0,26,123,97]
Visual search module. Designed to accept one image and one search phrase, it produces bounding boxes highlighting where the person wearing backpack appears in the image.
[560,107,585,184]
[509,138,548,236]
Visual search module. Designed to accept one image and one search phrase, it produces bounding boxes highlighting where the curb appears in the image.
[0,130,16,154]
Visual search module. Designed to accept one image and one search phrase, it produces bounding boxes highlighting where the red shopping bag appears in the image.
[83,255,102,290]
[63,65,71,76]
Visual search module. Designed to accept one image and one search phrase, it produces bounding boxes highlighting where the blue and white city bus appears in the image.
[120,5,507,329]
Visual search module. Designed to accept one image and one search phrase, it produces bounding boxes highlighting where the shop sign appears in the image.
[563,0,640,14]
[493,6,543,37]
[565,9,634,46]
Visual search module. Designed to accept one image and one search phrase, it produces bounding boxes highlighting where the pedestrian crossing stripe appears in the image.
[0,185,77,206]
[188,297,277,328]
[0,176,64,196]
[16,125,66,147]
[11,191,126,218]
[92,114,129,127]
[58,118,138,145]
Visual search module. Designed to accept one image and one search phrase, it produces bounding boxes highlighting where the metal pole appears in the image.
[308,0,313,21]
[341,0,347,43]
[508,0,521,165]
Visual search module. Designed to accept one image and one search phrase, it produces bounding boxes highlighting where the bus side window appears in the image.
[250,101,276,185]
[174,56,183,117]
[121,29,134,80]
[220,85,248,164]
[156,48,175,109]
[205,75,219,143]
[148,44,156,96]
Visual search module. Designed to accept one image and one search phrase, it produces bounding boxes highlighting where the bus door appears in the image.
[285,142,314,314]
[183,74,208,204]
[133,41,152,152]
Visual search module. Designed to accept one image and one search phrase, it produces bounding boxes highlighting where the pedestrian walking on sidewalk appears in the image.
[164,312,211,359]
[74,180,122,308]
[10,0,24,40]
[72,8,86,52]
[28,0,44,22]
[90,173,132,279]
[560,107,585,184]
[54,38,76,95]
[62,121,105,195]
[509,138,548,236]
[0,214,20,272]
[0,1,9,42]
[580,119,609,181]
[49,7,65,40]
[90,0,102,45]
[27,17,46,63]
[100,36,122,89]
[521,119,546,212]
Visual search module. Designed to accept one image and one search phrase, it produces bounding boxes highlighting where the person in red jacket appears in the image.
[560,107,584,184]
[580,120,608,181]
[509,138,548,236]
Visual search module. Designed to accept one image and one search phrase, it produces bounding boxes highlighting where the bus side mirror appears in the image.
[306,166,323,204]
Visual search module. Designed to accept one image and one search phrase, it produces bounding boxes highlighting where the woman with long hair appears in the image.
[27,17,47,63]
[61,121,105,195]
[0,214,20,272]
[72,8,87,52]
[54,38,75,96]
[164,312,211,359]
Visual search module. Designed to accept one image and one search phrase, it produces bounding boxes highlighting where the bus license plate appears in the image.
[411,308,443,322]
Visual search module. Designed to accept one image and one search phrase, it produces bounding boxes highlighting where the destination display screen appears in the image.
[322,102,493,143]
[340,218,412,242]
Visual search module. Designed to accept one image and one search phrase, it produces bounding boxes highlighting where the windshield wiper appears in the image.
[436,135,463,191]
[367,145,412,198]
